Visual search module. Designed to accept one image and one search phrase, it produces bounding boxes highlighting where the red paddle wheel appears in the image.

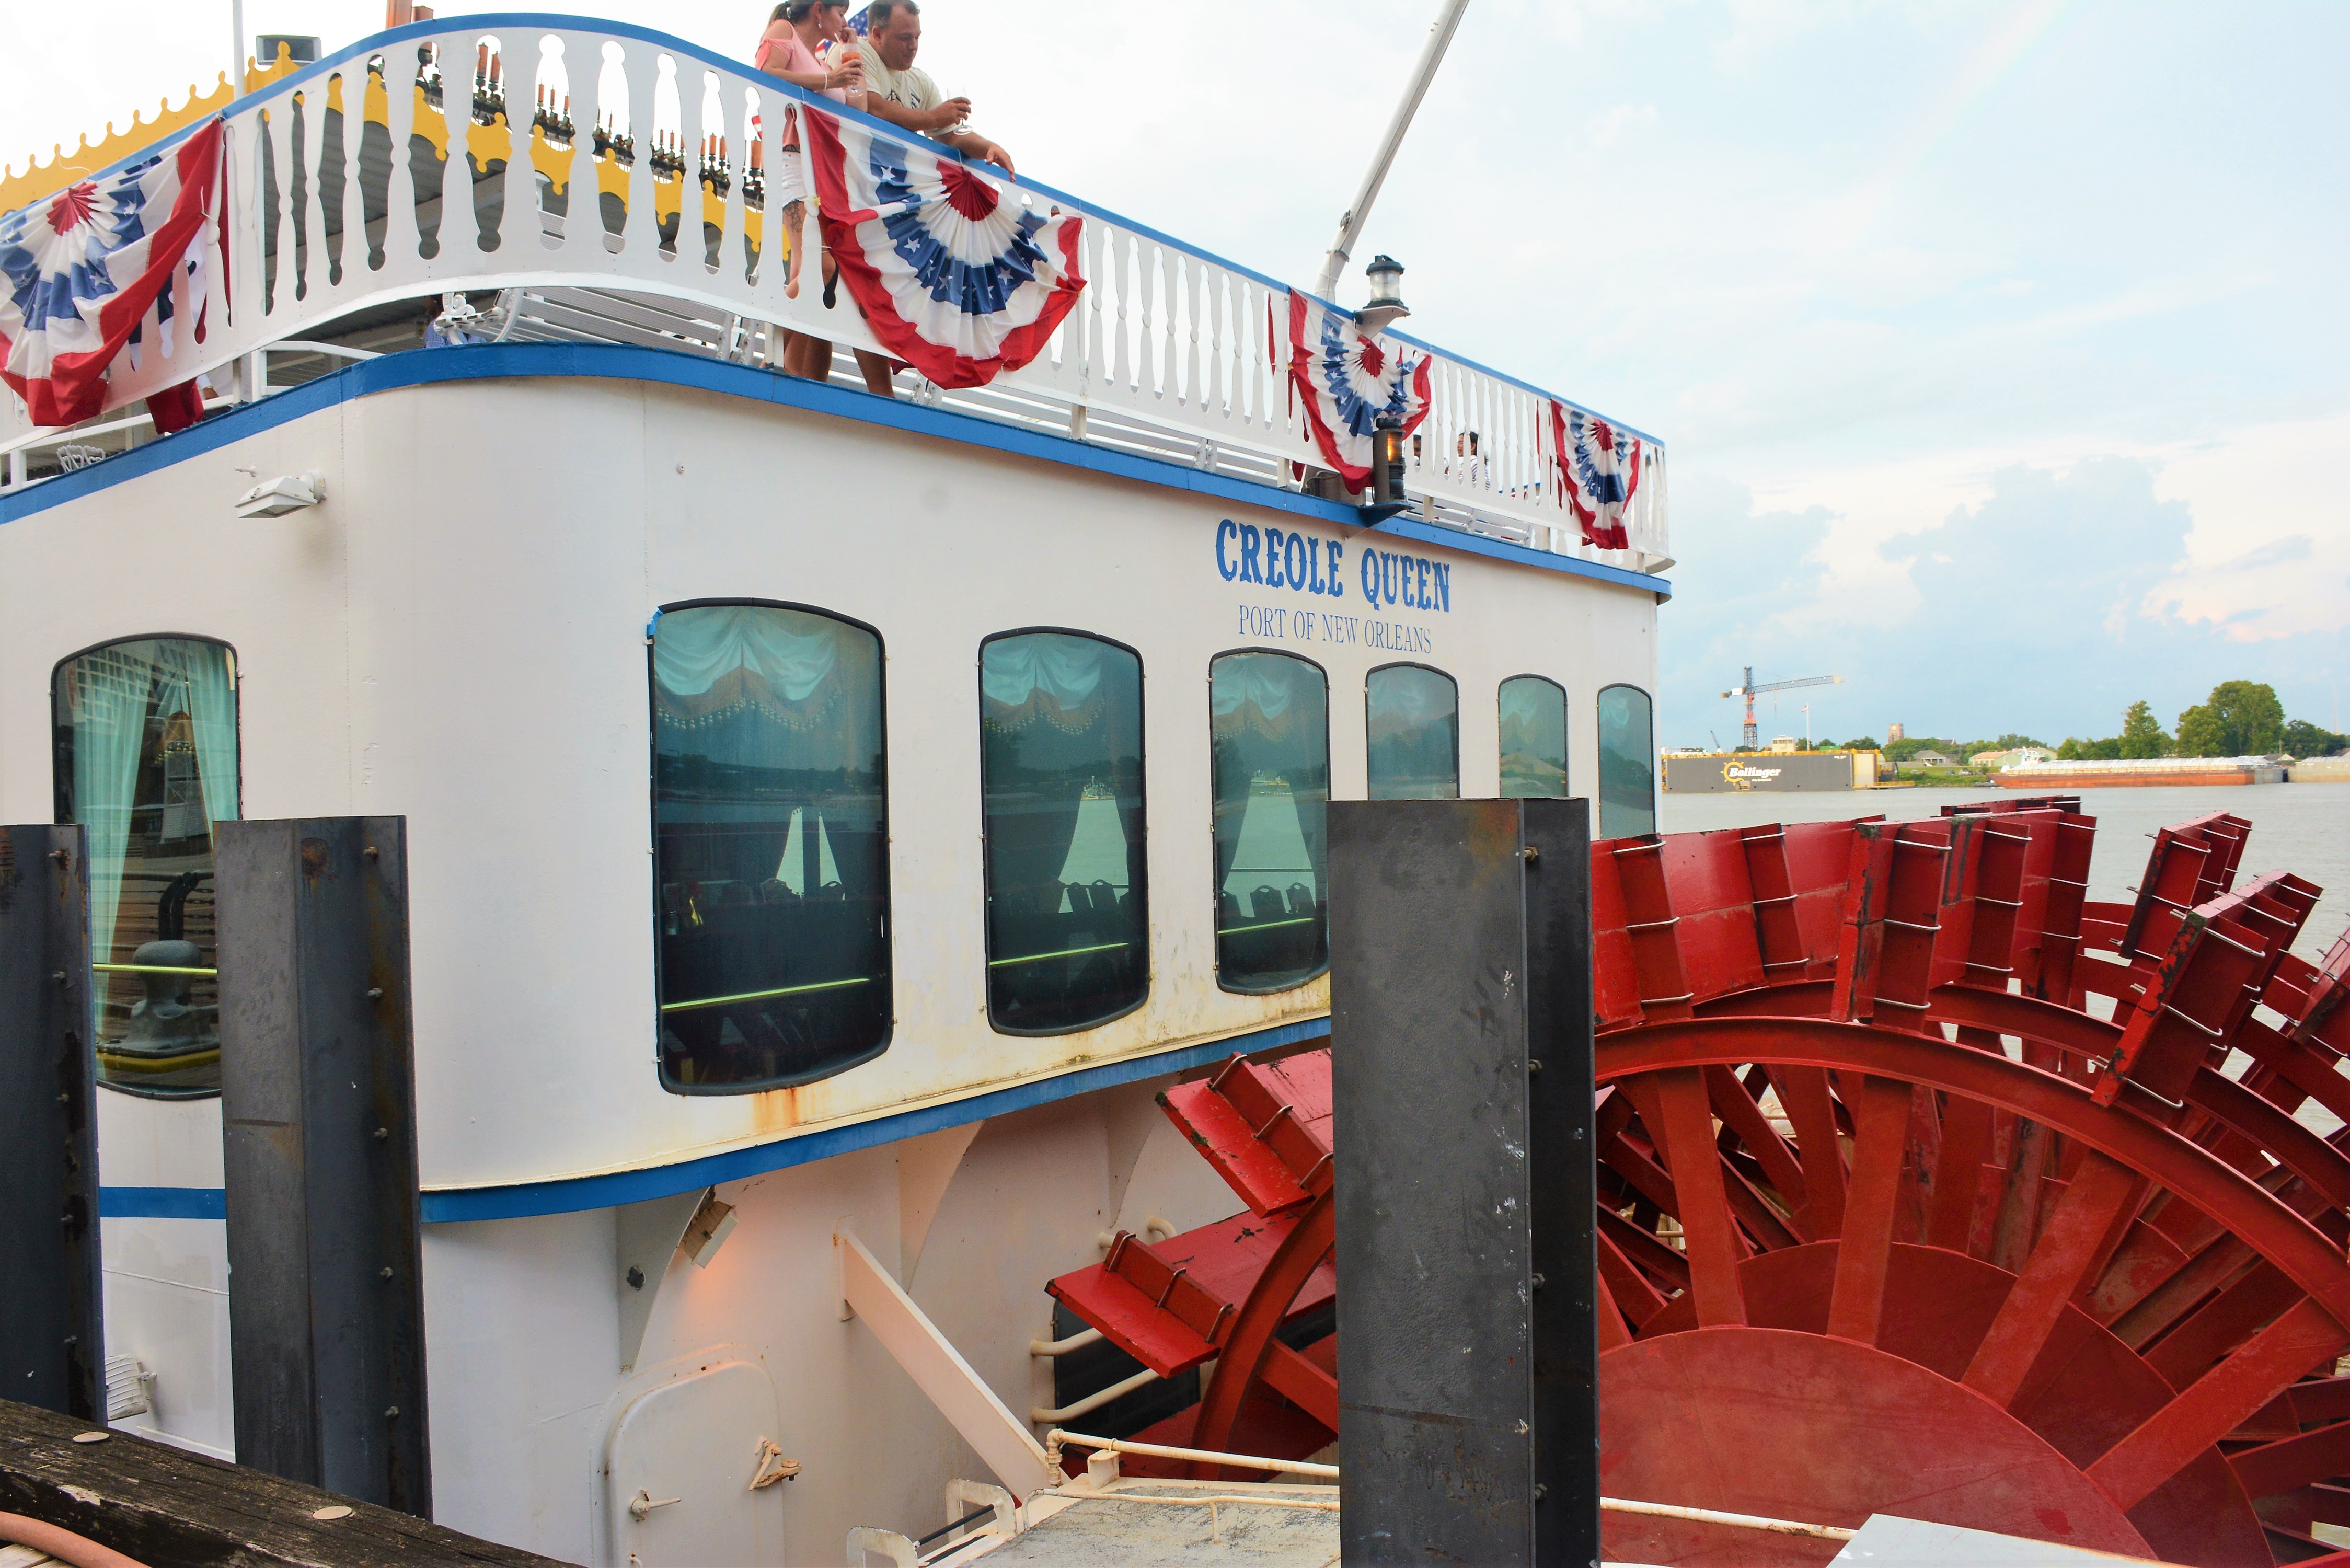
[1045,799,2350,1566]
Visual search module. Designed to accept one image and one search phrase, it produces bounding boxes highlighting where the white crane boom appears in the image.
[1311,0,1472,302]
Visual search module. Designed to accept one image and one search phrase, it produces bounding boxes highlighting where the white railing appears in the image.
[0,15,1668,573]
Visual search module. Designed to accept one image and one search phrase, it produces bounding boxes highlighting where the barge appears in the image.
[1999,756,2288,789]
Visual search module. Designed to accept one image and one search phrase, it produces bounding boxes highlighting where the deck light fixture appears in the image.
[233,469,327,517]
[1360,411,1410,525]
[1355,254,1411,337]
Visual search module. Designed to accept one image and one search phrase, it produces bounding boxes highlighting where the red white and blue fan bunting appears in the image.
[1286,291,1431,489]
[1,119,224,429]
[1550,398,1644,550]
[802,107,1084,390]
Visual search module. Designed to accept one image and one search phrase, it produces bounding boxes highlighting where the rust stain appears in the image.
[299,837,332,883]
[751,1083,805,1138]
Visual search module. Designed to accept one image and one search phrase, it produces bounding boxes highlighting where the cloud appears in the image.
[2219,535,2313,572]
[1657,458,2350,745]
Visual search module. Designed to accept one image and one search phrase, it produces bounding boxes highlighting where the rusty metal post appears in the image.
[215,818,429,1514]
[1327,797,1598,1566]
[0,825,103,1422]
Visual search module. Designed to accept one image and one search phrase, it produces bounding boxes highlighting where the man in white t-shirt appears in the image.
[856,1,1017,174]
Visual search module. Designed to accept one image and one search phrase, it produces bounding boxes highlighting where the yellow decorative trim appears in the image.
[595,151,631,202]
[466,111,510,172]
[529,123,572,196]
[1,47,304,216]
[363,63,390,130]
[701,177,727,235]
[652,174,681,227]
[410,84,450,158]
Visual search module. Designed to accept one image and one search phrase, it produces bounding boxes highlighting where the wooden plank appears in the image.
[837,1229,1056,1500]
[0,1398,562,1566]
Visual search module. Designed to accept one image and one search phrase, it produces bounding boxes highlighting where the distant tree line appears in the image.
[2053,682,2346,760]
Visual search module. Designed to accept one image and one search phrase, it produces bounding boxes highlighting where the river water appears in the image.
[1658,782,2349,964]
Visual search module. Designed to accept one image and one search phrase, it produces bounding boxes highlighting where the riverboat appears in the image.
[0,17,1670,1563]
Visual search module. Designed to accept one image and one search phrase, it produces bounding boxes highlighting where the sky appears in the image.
[6,1,2346,751]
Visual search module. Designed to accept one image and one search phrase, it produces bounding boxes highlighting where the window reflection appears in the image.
[1365,664,1459,800]
[52,638,239,1098]
[1499,676,1568,799]
[652,603,890,1092]
[1597,684,1657,837]
[1212,652,1328,993]
[981,631,1148,1034]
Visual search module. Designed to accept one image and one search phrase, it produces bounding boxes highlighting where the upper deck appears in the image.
[0,13,1669,576]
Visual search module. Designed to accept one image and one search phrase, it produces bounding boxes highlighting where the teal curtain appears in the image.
[68,650,149,971]
[183,643,241,841]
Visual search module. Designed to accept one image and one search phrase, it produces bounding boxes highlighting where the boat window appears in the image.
[1597,684,1657,837]
[1211,651,1329,994]
[651,603,890,1092]
[1365,664,1459,800]
[51,638,240,1098]
[1499,676,1569,799]
[981,631,1148,1034]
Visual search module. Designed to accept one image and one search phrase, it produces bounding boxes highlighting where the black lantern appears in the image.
[1355,254,1411,336]
[1358,410,1410,526]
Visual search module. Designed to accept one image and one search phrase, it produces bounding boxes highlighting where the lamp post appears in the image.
[1356,255,1411,338]
[1353,256,1413,526]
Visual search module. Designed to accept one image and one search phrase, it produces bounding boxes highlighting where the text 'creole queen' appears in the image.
[1214,520,1453,613]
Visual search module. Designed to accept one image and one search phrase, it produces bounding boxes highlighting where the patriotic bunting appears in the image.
[1,119,224,428]
[1286,291,1431,490]
[801,107,1084,390]
[1551,398,1644,550]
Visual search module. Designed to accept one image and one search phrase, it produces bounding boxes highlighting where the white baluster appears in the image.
[1107,228,1133,397]
[621,40,659,267]
[493,43,534,261]
[377,47,423,275]
[1182,250,1203,413]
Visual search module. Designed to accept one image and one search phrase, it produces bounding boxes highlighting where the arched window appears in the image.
[1211,650,1329,994]
[651,603,891,1092]
[52,637,240,1098]
[1499,676,1568,799]
[1597,684,1657,837]
[980,630,1148,1034]
[1365,664,1459,800]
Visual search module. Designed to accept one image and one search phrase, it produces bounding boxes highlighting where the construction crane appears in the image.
[1721,667,1842,751]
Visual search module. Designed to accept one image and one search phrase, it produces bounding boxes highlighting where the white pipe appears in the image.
[1311,0,1471,301]
[1030,1368,1158,1425]
[1599,1497,1856,1543]
[1030,1328,1102,1358]
[1046,1429,1339,1480]
[230,0,246,100]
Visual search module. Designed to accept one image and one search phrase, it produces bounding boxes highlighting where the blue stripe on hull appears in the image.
[95,1017,1333,1225]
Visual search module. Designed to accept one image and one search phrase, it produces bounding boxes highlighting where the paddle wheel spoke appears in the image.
[1767,1064,1847,1239]
[1962,1149,2142,1408]
[1652,1065,1747,1327]
[2087,1296,2350,1510]
[1825,1073,1914,1345]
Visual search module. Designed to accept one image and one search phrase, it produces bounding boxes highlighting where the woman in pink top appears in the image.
[754,2,894,394]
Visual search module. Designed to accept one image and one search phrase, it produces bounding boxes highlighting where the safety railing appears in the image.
[0,15,1668,573]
